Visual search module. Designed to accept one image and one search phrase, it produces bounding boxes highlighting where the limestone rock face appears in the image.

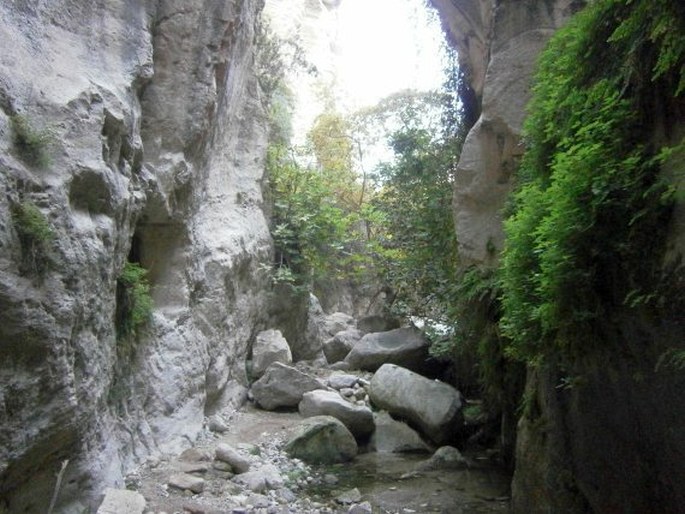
[431,0,583,266]
[0,1,271,511]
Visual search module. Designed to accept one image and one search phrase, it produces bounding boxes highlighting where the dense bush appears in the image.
[500,0,685,365]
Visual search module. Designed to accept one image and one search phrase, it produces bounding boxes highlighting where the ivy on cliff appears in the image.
[500,0,685,364]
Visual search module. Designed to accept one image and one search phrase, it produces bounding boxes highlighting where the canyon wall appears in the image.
[432,1,685,512]
[431,0,583,267]
[0,1,272,511]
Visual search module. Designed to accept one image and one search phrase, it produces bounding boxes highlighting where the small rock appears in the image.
[328,373,359,390]
[329,361,351,371]
[168,473,205,494]
[340,387,355,397]
[215,443,251,474]
[416,445,471,471]
[348,501,373,514]
[208,415,229,433]
[97,488,146,514]
[179,448,212,462]
[213,461,233,472]
[173,461,209,473]
[323,473,339,485]
[336,488,362,504]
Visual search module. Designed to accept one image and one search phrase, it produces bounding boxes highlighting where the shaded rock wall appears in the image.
[431,0,582,266]
[0,1,271,511]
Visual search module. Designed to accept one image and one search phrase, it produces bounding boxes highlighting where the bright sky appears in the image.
[335,0,446,110]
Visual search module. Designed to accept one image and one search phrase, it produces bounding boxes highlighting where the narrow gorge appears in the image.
[1,1,683,513]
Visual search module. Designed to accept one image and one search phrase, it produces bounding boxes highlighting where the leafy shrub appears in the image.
[11,201,55,275]
[500,0,685,364]
[116,261,152,340]
[10,115,51,168]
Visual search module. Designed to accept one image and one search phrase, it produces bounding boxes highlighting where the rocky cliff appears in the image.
[431,0,583,267]
[0,1,272,511]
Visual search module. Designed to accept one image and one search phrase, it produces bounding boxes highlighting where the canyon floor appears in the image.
[128,403,511,514]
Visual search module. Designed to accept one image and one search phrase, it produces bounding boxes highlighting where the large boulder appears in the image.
[369,411,431,454]
[299,390,375,439]
[285,415,358,464]
[323,328,364,364]
[368,364,463,445]
[251,329,292,379]
[250,362,326,410]
[344,327,430,373]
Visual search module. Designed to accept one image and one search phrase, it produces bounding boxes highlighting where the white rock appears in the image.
[252,329,293,379]
[97,488,146,514]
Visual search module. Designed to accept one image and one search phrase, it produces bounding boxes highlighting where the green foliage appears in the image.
[500,0,684,364]
[11,200,55,275]
[372,127,460,320]
[116,261,152,340]
[266,144,370,290]
[10,115,51,168]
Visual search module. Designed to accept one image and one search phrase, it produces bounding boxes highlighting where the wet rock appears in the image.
[369,364,463,445]
[285,415,358,464]
[299,390,375,439]
[252,329,292,379]
[250,362,326,410]
[344,327,430,373]
[370,411,432,453]
[97,488,146,514]
[168,473,205,493]
[323,328,364,364]
[215,443,252,474]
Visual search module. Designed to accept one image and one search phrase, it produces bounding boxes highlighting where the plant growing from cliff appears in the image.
[115,261,152,340]
[500,0,685,364]
[10,115,52,168]
[11,200,55,275]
